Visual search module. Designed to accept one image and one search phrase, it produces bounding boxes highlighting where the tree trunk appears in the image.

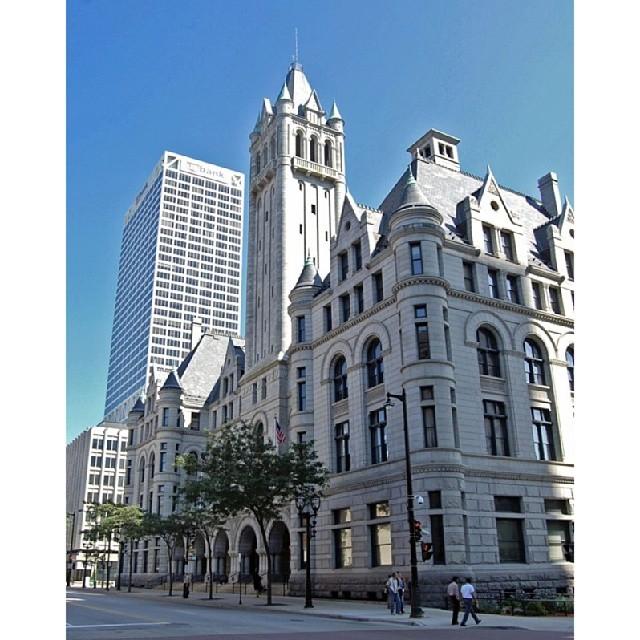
[257,520,272,605]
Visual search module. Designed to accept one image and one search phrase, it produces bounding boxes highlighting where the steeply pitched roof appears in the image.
[379,160,554,264]
[174,332,234,401]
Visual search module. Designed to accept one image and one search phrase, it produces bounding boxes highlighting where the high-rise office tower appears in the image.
[103,151,244,423]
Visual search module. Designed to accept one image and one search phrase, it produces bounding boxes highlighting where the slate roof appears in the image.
[174,333,235,401]
[379,161,557,267]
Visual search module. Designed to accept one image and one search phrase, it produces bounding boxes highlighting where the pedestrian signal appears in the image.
[421,542,433,561]
[414,520,423,540]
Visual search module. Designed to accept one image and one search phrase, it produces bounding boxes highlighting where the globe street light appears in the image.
[295,490,321,609]
[384,389,424,619]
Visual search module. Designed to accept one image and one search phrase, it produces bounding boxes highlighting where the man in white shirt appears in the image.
[459,577,481,626]
[385,573,400,614]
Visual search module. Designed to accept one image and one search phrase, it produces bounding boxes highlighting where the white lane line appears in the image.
[66,622,172,629]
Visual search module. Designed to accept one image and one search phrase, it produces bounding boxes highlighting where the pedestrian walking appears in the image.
[396,572,405,614]
[459,577,481,626]
[447,576,461,625]
[385,573,401,614]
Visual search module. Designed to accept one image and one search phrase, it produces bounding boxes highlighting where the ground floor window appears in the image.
[496,518,525,563]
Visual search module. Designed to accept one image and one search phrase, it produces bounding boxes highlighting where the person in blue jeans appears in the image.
[396,572,405,614]
[459,577,481,626]
[385,573,401,614]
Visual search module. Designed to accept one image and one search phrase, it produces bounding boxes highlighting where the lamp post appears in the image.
[115,528,122,591]
[385,389,424,619]
[295,490,321,609]
[81,542,91,589]
[66,512,77,587]
[238,552,242,605]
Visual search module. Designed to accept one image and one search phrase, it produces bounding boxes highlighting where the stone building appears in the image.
[123,61,574,605]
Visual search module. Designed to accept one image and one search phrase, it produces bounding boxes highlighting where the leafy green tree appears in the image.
[82,503,146,592]
[145,512,199,596]
[181,421,329,605]
[180,505,226,599]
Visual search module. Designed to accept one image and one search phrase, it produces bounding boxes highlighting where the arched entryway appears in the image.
[238,526,258,580]
[213,530,230,581]
[269,521,291,582]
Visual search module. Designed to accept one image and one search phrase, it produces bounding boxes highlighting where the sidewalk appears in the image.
[68,582,574,633]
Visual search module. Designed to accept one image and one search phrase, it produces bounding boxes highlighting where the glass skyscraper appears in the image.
[104,151,244,422]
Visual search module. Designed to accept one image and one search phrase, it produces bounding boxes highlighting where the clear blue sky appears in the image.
[65,0,574,444]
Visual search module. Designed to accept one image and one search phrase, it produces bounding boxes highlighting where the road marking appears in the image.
[66,622,172,629]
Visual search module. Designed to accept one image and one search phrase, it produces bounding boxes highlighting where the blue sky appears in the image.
[64,0,574,444]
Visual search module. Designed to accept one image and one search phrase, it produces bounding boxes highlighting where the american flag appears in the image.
[275,417,287,444]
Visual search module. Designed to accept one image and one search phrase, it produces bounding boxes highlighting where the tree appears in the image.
[82,503,146,592]
[181,421,329,605]
[180,506,226,600]
[145,512,197,596]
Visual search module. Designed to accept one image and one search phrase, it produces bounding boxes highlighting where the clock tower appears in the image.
[244,62,346,372]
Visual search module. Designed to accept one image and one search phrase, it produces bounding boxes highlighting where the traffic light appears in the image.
[413,520,423,541]
[562,542,574,562]
[421,542,433,562]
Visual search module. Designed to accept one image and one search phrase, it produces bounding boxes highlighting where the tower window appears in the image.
[295,132,303,158]
[324,140,333,167]
[310,137,318,163]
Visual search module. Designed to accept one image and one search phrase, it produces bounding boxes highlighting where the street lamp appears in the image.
[384,389,424,619]
[114,527,123,591]
[295,490,321,609]
[66,512,77,587]
[237,552,242,605]
[82,541,94,589]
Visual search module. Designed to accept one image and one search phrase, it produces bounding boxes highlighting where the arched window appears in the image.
[139,457,145,484]
[476,327,501,377]
[149,452,156,478]
[324,140,333,167]
[255,421,264,442]
[524,338,547,385]
[295,131,303,158]
[333,356,348,402]
[256,151,261,173]
[565,346,574,392]
[366,338,384,388]
[310,136,318,163]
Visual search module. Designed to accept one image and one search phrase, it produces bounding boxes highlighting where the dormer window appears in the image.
[500,231,515,261]
[483,224,495,254]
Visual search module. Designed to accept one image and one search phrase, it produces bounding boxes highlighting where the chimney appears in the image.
[537,172,561,218]
[191,317,202,349]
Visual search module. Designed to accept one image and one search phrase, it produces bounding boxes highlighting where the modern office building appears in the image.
[66,422,129,583]
[103,152,244,424]
[122,62,574,606]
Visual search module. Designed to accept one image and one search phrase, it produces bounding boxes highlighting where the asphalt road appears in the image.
[66,589,573,640]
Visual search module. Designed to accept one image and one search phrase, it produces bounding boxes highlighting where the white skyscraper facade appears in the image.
[104,152,244,423]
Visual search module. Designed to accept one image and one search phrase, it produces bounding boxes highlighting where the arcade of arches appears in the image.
[172,520,291,583]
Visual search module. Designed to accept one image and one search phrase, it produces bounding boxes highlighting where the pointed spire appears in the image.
[328,100,343,122]
[161,369,182,391]
[130,395,144,414]
[294,252,322,288]
[398,167,429,209]
[277,82,292,103]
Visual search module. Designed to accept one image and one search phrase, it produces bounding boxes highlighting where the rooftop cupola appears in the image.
[407,129,460,171]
